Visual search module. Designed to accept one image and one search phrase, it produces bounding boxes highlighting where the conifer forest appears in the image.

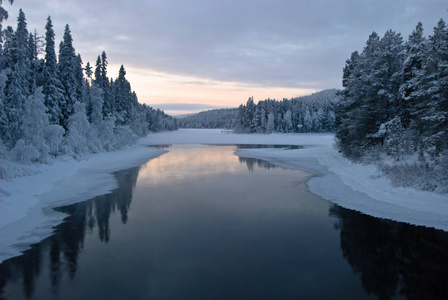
[0,6,177,178]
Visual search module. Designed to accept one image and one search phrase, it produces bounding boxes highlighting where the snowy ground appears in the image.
[1,129,447,263]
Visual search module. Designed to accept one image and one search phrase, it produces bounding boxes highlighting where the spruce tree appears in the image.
[74,54,84,103]
[58,24,78,128]
[43,16,64,125]
[114,65,133,125]
[94,52,112,117]
[4,9,30,147]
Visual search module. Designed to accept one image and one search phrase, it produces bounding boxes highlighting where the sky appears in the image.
[2,0,447,115]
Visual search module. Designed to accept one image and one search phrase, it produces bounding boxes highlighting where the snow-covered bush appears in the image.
[113,126,138,150]
[63,102,91,157]
[11,139,39,163]
[18,88,64,162]
[381,161,448,193]
[44,124,65,156]
[131,110,149,137]
[96,116,117,151]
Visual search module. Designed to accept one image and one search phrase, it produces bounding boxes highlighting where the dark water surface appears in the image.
[1,145,448,300]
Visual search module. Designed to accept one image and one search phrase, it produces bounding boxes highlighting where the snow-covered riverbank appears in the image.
[1,129,447,263]
[0,142,166,262]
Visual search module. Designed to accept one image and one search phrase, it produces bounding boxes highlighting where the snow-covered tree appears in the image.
[234,90,338,134]
[43,16,64,125]
[3,9,30,147]
[16,88,64,162]
[336,17,448,171]
[0,7,177,176]
[58,24,80,129]
[266,112,275,134]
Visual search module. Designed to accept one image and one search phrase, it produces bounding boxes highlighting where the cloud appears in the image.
[4,0,448,92]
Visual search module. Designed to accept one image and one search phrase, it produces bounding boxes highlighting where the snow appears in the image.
[0,142,166,262]
[146,129,448,232]
[1,128,447,263]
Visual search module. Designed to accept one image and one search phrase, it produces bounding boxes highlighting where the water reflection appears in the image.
[1,145,448,300]
[234,144,302,150]
[238,156,279,171]
[0,166,140,300]
[330,205,448,300]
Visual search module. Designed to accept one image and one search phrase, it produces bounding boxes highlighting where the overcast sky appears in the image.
[3,0,447,114]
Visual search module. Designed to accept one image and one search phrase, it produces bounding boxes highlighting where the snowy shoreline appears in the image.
[0,141,166,262]
[146,129,448,232]
[1,129,447,263]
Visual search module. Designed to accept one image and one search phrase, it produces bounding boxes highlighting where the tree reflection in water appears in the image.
[2,155,448,300]
[330,205,448,300]
[238,156,282,172]
[0,166,140,300]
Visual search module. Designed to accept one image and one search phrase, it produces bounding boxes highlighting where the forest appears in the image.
[234,89,338,133]
[336,19,447,191]
[0,6,177,178]
[179,108,238,129]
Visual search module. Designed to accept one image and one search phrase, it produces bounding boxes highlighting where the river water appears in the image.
[1,145,447,299]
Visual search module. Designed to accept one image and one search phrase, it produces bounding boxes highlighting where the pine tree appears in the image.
[420,19,448,156]
[400,22,426,129]
[335,51,364,157]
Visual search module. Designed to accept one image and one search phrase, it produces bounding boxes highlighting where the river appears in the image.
[0,145,447,299]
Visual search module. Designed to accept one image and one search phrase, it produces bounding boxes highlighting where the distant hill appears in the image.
[174,113,196,119]
[179,108,238,129]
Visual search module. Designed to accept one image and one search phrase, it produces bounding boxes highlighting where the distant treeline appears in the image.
[179,90,338,133]
[179,108,238,129]
[0,7,177,172]
[234,89,339,133]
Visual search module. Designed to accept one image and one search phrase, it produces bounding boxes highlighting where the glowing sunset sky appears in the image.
[3,0,447,114]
